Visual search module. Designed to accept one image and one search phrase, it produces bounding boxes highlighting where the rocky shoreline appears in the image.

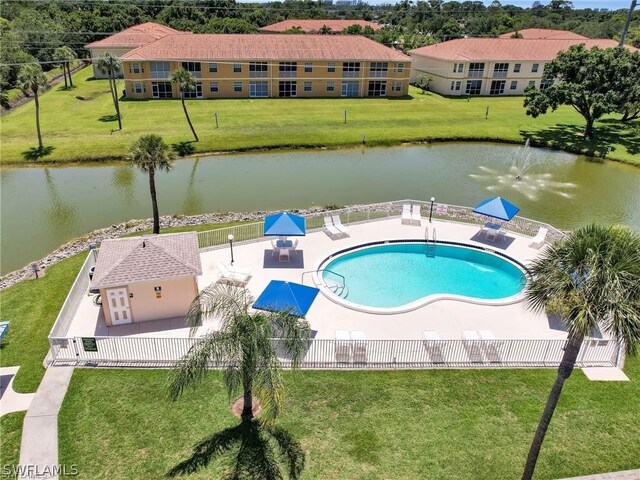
[0,209,296,290]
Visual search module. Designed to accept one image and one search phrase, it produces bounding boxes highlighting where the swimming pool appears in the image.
[318,241,526,313]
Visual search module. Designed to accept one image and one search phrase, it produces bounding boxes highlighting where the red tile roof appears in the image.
[498,28,588,40]
[409,38,633,62]
[121,34,410,62]
[260,19,382,34]
[86,22,186,49]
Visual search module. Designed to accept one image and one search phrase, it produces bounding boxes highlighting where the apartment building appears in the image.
[120,34,410,99]
[259,19,381,34]
[408,32,628,97]
[85,22,186,79]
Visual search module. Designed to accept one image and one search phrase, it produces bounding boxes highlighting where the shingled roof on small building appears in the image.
[85,22,186,49]
[120,34,410,62]
[91,232,202,289]
[259,19,382,34]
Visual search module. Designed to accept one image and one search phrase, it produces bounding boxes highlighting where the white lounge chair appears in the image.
[323,216,343,239]
[423,330,444,363]
[463,330,484,363]
[411,204,422,225]
[479,330,502,363]
[529,227,548,249]
[335,329,351,363]
[350,330,367,364]
[401,204,412,225]
[331,215,350,236]
[290,239,299,256]
[217,261,252,286]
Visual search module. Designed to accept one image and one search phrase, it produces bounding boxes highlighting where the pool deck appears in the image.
[65,217,569,342]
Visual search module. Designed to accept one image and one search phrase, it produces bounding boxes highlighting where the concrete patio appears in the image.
[64,217,571,342]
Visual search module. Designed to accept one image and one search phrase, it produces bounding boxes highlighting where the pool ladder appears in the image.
[301,269,349,298]
[425,226,437,257]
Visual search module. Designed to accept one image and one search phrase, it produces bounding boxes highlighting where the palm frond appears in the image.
[254,356,284,425]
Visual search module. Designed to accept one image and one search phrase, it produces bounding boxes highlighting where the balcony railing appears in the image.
[468,70,484,78]
[369,70,388,78]
[342,71,360,78]
[279,71,297,78]
[493,71,508,78]
[250,71,268,78]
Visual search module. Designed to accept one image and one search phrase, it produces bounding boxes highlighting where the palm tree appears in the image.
[170,67,199,142]
[53,46,77,89]
[128,134,175,234]
[521,224,640,480]
[168,283,311,423]
[18,64,49,149]
[97,53,122,130]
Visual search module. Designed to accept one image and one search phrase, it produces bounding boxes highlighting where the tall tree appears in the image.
[53,46,76,89]
[524,45,633,138]
[170,67,199,142]
[619,0,637,47]
[97,53,122,130]
[168,283,311,423]
[18,64,49,149]
[128,134,175,234]
[521,224,640,480]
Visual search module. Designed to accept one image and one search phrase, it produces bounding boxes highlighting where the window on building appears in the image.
[150,62,171,79]
[394,81,403,92]
[453,63,463,73]
[327,62,336,73]
[134,83,142,94]
[183,82,203,99]
[132,63,140,74]
[279,62,298,77]
[327,81,335,92]
[210,82,219,93]
[394,63,405,73]
[342,62,361,78]
[208,63,218,73]
[181,62,202,77]
[510,80,518,90]
[532,63,539,73]
[304,81,312,92]
[233,63,242,73]
[233,82,243,92]
[370,62,388,77]
[468,63,485,78]
[489,80,506,95]
[450,81,455,91]
[250,81,268,98]
[455,81,461,91]
[465,80,482,95]
[151,81,172,98]
[528,80,536,88]
[514,63,521,73]
[304,62,313,73]
[279,81,297,97]
[341,81,359,97]
[249,62,268,78]
[493,63,509,78]
[367,81,386,97]
[540,79,553,91]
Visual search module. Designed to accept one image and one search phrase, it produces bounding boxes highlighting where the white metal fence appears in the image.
[196,199,565,251]
[48,336,621,369]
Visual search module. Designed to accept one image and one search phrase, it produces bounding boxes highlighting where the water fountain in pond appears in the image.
[469,139,577,201]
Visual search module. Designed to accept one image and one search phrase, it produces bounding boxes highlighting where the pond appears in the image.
[1,142,639,275]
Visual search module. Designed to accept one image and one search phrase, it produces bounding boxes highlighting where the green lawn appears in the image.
[0,412,25,479]
[2,67,638,165]
[58,359,640,480]
[0,253,86,392]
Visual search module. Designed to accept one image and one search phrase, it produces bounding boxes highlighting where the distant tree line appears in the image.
[1,0,638,92]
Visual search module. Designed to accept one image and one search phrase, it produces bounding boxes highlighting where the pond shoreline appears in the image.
[2,136,635,169]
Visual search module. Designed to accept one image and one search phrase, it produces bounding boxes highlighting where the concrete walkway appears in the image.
[18,366,74,480]
[0,367,35,416]
[561,469,640,479]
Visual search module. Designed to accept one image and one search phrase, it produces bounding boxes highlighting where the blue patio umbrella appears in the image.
[264,212,306,237]
[473,197,520,222]
[253,280,319,317]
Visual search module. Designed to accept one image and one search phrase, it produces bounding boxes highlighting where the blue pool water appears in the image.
[322,243,526,309]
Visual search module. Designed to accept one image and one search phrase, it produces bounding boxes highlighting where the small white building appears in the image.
[408,30,632,97]
[90,232,202,326]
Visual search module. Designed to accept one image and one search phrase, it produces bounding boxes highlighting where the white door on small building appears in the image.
[106,288,132,325]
